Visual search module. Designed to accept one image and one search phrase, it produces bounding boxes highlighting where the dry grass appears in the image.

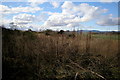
[36,32,119,57]
[2,28,120,80]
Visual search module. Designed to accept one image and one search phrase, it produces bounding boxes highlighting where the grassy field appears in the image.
[2,28,120,80]
[92,34,120,40]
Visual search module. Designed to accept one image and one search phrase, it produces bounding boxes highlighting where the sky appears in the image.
[0,0,120,31]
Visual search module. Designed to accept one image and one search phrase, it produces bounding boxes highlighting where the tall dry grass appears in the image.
[2,28,120,80]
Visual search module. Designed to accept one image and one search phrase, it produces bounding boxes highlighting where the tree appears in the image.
[58,30,64,34]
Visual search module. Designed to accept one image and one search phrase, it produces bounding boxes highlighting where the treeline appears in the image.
[2,28,120,80]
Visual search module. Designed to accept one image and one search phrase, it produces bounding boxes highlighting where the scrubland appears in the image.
[2,28,120,80]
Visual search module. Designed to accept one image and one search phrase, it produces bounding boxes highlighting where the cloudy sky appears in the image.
[0,0,120,31]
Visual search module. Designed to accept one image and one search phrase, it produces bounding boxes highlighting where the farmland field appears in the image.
[92,34,120,40]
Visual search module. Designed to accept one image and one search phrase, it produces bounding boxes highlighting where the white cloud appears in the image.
[0,18,12,28]
[43,13,83,30]
[1,1,119,31]
[100,0,119,2]
[13,13,35,25]
[96,15,120,26]
[43,1,119,30]
[43,13,70,28]
[35,13,48,22]
[11,6,42,13]
[28,0,47,4]
[42,11,59,15]
[61,2,107,22]
[67,23,80,28]
[24,23,43,31]
[50,2,60,8]
[0,5,10,14]
[11,13,47,31]
[28,0,48,7]
[0,4,42,14]
[43,1,109,29]
[0,10,11,28]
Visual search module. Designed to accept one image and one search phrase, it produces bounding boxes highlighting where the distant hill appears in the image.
[77,30,101,32]
[77,30,119,33]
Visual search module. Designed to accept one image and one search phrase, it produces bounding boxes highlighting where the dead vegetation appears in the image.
[2,28,120,80]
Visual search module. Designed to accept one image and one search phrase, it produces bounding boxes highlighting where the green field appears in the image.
[92,34,120,40]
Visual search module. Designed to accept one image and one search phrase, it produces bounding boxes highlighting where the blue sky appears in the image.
[0,1,119,31]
